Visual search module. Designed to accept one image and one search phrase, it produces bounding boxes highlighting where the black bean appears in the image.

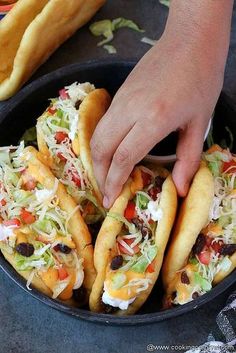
[75,100,82,110]
[148,187,159,201]
[220,244,236,256]
[131,219,151,239]
[154,176,165,189]
[181,271,190,285]
[54,244,72,254]
[73,286,87,303]
[16,243,34,257]
[192,292,199,300]
[192,234,206,255]
[110,255,123,270]
[132,218,143,230]
[141,226,152,239]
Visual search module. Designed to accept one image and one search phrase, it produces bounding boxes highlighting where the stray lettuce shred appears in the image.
[159,0,171,7]
[89,17,144,52]
[103,44,117,54]
[141,37,157,46]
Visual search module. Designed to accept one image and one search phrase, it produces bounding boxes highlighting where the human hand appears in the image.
[91,8,230,208]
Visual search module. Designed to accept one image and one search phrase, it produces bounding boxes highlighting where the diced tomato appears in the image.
[20,208,36,225]
[118,238,140,255]
[223,160,236,173]
[58,267,69,280]
[20,168,26,175]
[211,240,224,254]
[55,131,68,144]
[57,152,67,162]
[205,236,212,247]
[3,218,21,228]
[59,88,69,100]
[48,106,57,115]
[24,179,37,191]
[146,260,155,273]
[141,171,152,187]
[71,173,81,188]
[124,201,136,220]
[197,247,211,265]
[0,199,6,206]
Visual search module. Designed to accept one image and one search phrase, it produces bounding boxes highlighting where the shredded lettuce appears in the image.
[107,212,136,234]
[189,257,198,265]
[15,241,54,271]
[0,150,11,165]
[136,193,149,210]
[204,150,229,177]
[194,272,212,292]
[218,257,232,272]
[131,246,157,273]
[218,215,231,228]
[33,218,60,235]
[6,170,20,187]
[208,161,222,177]
[89,19,114,46]
[20,127,37,147]
[13,190,32,204]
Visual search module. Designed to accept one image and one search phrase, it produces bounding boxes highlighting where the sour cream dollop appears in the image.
[147,200,163,221]
[102,290,136,310]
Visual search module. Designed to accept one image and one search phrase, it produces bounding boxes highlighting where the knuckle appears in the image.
[90,140,108,162]
[113,146,131,166]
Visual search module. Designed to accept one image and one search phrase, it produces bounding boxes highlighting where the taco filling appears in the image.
[171,145,236,306]
[101,168,165,311]
[36,82,105,224]
[0,143,85,301]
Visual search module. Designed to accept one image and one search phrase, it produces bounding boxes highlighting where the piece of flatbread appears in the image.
[36,88,111,206]
[0,146,96,304]
[89,166,177,315]
[0,0,105,100]
[162,163,214,297]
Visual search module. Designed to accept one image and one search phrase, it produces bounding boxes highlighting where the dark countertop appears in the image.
[0,1,236,352]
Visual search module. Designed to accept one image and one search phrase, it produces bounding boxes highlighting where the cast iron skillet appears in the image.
[0,60,235,326]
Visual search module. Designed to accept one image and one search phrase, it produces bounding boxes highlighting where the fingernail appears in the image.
[103,196,110,209]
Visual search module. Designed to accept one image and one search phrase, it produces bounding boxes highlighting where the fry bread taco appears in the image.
[0,144,96,305]
[0,0,106,100]
[36,82,111,227]
[162,145,236,308]
[89,165,177,315]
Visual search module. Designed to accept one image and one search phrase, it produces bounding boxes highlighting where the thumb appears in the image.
[172,121,207,197]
